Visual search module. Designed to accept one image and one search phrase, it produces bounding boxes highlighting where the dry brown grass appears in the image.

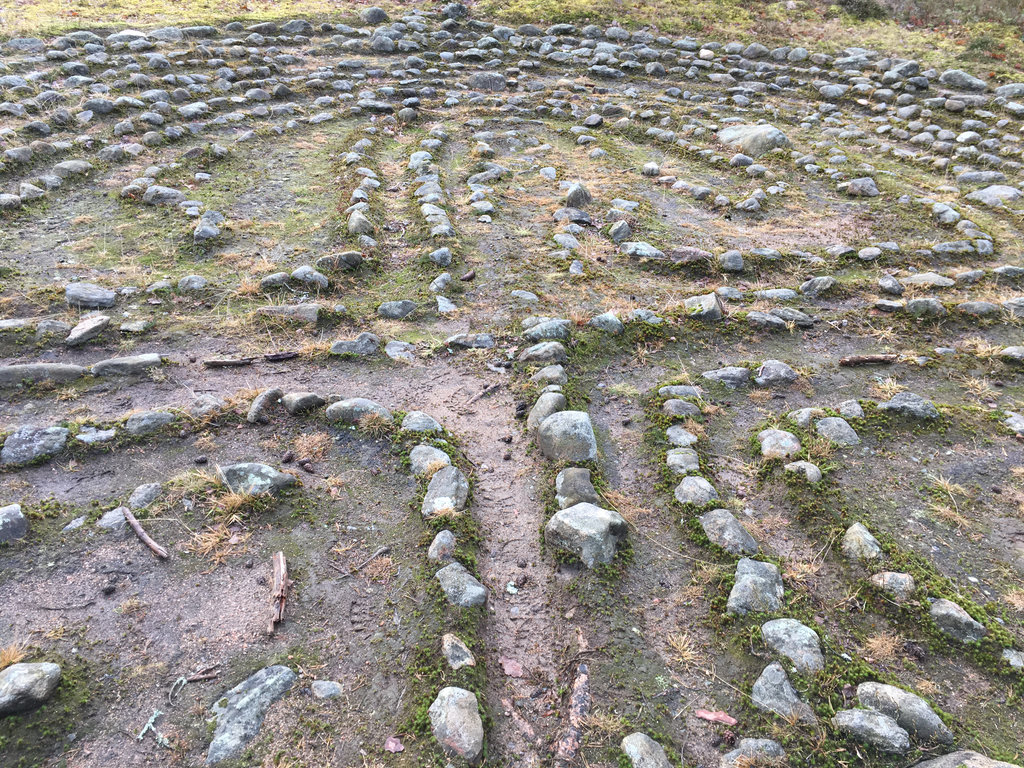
[958,336,1001,358]
[748,390,773,405]
[362,556,396,584]
[666,632,700,666]
[602,488,651,525]
[584,711,628,742]
[189,524,250,565]
[116,596,147,616]
[209,491,258,518]
[193,433,219,453]
[915,678,941,697]
[743,513,790,541]
[927,502,971,529]
[359,412,396,439]
[293,432,334,462]
[861,631,902,662]
[0,640,28,670]
[870,377,907,399]
[1004,589,1024,612]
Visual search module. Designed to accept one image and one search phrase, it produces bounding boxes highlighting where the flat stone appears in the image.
[124,410,175,435]
[758,429,801,459]
[331,332,380,356]
[66,282,115,308]
[410,444,451,477]
[421,465,470,517]
[65,314,110,346]
[91,353,162,376]
[311,680,343,699]
[326,398,391,424]
[218,463,297,495]
[815,417,860,446]
[878,391,939,419]
[441,633,476,670]
[832,709,909,753]
[2,425,68,465]
[0,363,86,386]
[207,666,297,764]
[870,571,916,600]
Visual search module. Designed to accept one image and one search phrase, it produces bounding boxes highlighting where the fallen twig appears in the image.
[839,354,898,367]
[332,545,391,579]
[465,382,502,406]
[268,551,291,633]
[123,509,169,559]
[202,357,256,368]
[553,662,591,768]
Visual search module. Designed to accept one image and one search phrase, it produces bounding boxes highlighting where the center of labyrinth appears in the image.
[1,4,1023,768]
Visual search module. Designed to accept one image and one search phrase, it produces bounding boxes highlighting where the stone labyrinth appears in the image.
[1,3,1024,767]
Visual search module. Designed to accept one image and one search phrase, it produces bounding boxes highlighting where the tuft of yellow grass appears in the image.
[870,377,907,399]
[294,432,334,462]
[190,523,250,565]
[359,412,396,439]
[667,632,700,666]
[861,631,902,662]
[1004,589,1024,612]
[0,641,28,670]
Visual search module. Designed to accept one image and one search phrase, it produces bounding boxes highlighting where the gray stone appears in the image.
[761,618,824,674]
[751,662,816,723]
[785,460,822,483]
[684,292,724,321]
[65,314,110,346]
[378,300,416,319]
[428,530,457,563]
[0,504,28,543]
[421,466,470,517]
[666,425,698,447]
[674,476,718,505]
[621,732,672,768]
[856,682,953,744]
[832,709,909,753]
[717,124,790,158]
[282,392,326,415]
[0,363,86,387]
[870,571,915,600]
[545,502,628,568]
[930,598,986,642]
[435,563,487,607]
[519,341,567,364]
[702,366,750,389]
[66,282,115,308]
[878,392,939,419]
[441,633,475,670]
[727,558,783,615]
[698,509,758,555]
[555,467,600,509]
[0,663,62,715]
[410,444,451,477]
[96,507,127,531]
[666,447,700,475]
[754,359,797,387]
[330,332,380,357]
[128,483,161,510]
[907,298,947,317]
[912,752,1021,768]
[589,312,624,334]
[92,353,162,376]
[720,738,785,768]
[663,400,701,418]
[326,398,391,424]
[402,411,442,433]
[207,666,297,764]
[538,411,597,462]
[758,429,801,459]
[428,687,484,765]
[815,417,860,446]
[246,388,282,424]
[218,463,297,495]
[2,425,68,465]
[124,410,175,435]
[842,522,882,560]
[311,680,343,699]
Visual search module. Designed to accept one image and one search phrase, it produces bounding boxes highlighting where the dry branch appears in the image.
[123,508,169,559]
[839,354,898,366]
[268,551,291,633]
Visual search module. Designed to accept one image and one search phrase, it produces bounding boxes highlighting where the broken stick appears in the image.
[839,354,898,367]
[553,662,591,768]
[332,545,391,579]
[122,508,169,559]
[269,551,290,633]
[465,382,502,406]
